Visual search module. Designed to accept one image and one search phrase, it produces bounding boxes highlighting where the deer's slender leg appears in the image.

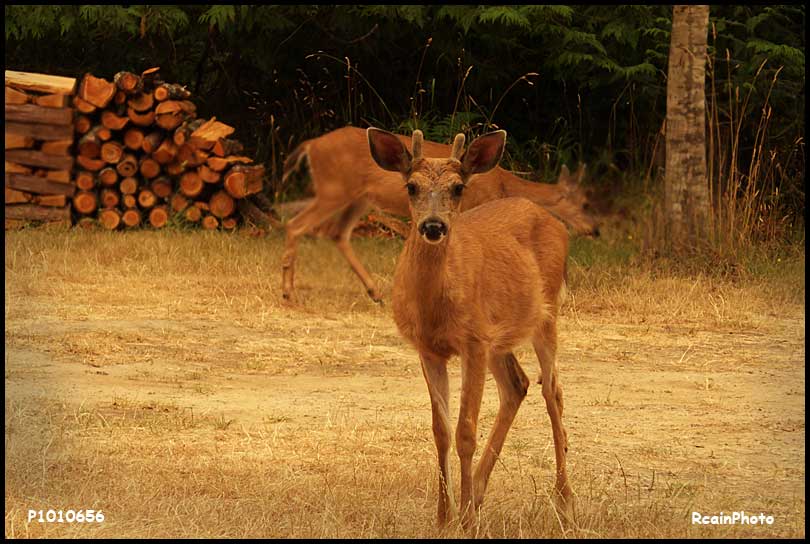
[532,320,573,520]
[281,197,348,301]
[419,353,455,525]
[473,352,529,509]
[456,344,487,528]
[331,199,383,303]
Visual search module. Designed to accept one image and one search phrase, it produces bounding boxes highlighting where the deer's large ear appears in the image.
[367,128,412,173]
[461,130,506,176]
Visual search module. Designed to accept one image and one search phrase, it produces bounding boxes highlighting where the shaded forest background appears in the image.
[5,5,805,243]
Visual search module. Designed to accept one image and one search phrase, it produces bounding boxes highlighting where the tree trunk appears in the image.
[665,5,711,250]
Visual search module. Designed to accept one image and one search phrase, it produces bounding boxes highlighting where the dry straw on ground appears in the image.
[4,227,805,538]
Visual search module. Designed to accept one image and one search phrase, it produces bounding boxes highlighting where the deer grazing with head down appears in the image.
[366,127,574,528]
[280,126,598,303]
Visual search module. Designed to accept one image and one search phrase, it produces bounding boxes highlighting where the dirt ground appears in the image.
[4,230,805,538]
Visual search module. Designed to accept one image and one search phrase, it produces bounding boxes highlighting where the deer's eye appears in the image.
[452,184,465,198]
[406,183,417,196]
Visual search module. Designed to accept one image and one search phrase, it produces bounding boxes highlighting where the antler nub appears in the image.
[412,130,424,162]
[450,133,466,161]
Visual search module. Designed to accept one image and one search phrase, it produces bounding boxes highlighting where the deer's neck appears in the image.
[398,226,451,299]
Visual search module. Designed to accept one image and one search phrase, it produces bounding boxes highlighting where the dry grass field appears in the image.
[4,226,805,538]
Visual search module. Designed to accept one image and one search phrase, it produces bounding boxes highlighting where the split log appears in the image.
[45,170,71,183]
[148,205,169,228]
[212,138,244,157]
[72,95,97,114]
[101,110,129,130]
[142,131,163,153]
[223,164,264,198]
[40,139,73,155]
[5,173,76,196]
[173,118,204,146]
[5,204,71,222]
[123,127,145,150]
[206,155,252,172]
[33,194,67,207]
[116,154,138,177]
[155,111,186,130]
[99,208,122,230]
[114,71,142,94]
[5,162,32,175]
[33,94,69,108]
[122,208,141,228]
[127,107,156,127]
[139,157,161,179]
[74,116,93,135]
[166,162,186,176]
[5,149,73,171]
[150,177,172,199]
[184,206,202,223]
[5,134,34,150]
[5,187,31,204]
[78,129,102,158]
[178,171,203,198]
[152,139,177,164]
[209,190,235,218]
[76,171,97,191]
[72,190,98,215]
[188,117,234,149]
[76,155,106,171]
[96,126,112,141]
[5,103,73,126]
[201,215,219,230]
[119,177,138,195]
[5,70,76,95]
[5,86,29,105]
[127,91,154,112]
[154,83,191,101]
[137,189,157,209]
[155,100,196,116]
[100,188,120,209]
[198,164,221,184]
[170,193,189,212]
[79,73,116,108]
[101,141,124,164]
[7,120,73,141]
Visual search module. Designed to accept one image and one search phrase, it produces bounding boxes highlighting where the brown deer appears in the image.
[367,127,573,528]
[280,126,598,303]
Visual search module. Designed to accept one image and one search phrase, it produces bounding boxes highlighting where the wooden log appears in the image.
[122,194,137,208]
[5,133,34,150]
[123,127,145,150]
[127,91,154,112]
[100,188,120,209]
[122,208,142,228]
[137,188,157,209]
[76,171,96,191]
[155,111,185,130]
[114,71,143,94]
[45,170,71,184]
[198,164,221,184]
[148,205,169,228]
[5,204,71,222]
[5,71,76,95]
[184,206,202,223]
[5,149,73,171]
[223,164,265,199]
[72,190,98,214]
[170,193,189,213]
[74,116,93,135]
[173,118,204,146]
[166,162,186,176]
[221,217,238,230]
[99,208,122,230]
[207,155,252,172]
[33,194,67,207]
[101,110,130,130]
[7,121,73,141]
[178,171,203,198]
[5,161,32,175]
[96,126,112,141]
[127,107,156,127]
[5,187,31,204]
[5,103,73,125]
[193,201,210,211]
[189,117,234,149]
[150,176,172,199]
[5,86,29,105]
[209,190,236,218]
[139,157,161,179]
[40,139,73,155]
[34,94,69,108]
[76,155,106,171]
[78,130,102,158]
[79,73,115,108]
[72,95,97,114]
[152,139,177,164]
[238,197,278,230]
[155,100,196,116]
[119,177,138,195]
[116,154,138,177]
[75,217,97,230]
[212,138,244,157]
[113,90,127,105]
[154,83,191,101]
[142,131,163,153]
[141,67,161,85]
[201,214,219,230]
[98,167,118,187]
[101,141,124,164]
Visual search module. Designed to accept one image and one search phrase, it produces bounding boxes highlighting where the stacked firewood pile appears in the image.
[70,68,269,230]
[5,71,78,229]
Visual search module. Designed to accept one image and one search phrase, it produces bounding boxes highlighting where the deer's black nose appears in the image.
[418,219,448,242]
